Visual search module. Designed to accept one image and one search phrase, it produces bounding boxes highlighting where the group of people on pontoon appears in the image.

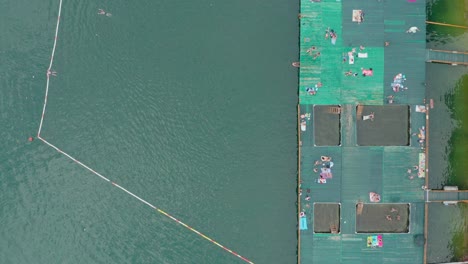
[391,73,408,92]
[314,156,334,183]
[385,207,401,221]
[300,113,311,132]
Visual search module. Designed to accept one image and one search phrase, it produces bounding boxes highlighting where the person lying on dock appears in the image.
[330,32,337,45]
[390,208,398,213]
[362,112,374,121]
[362,68,373,76]
[406,26,420,33]
[325,27,330,39]
[306,47,317,54]
[345,70,358,77]
[358,10,365,24]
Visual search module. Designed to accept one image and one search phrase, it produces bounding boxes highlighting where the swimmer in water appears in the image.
[98,9,106,15]
[47,70,57,77]
[105,12,112,17]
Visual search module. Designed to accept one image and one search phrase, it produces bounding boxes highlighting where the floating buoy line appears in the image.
[36,1,253,263]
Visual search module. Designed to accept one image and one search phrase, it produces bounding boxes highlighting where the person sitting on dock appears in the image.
[306,87,317,95]
[386,95,394,104]
[370,192,381,202]
[324,27,330,39]
[417,127,426,143]
[386,215,392,221]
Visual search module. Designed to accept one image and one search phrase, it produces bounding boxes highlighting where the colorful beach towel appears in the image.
[300,217,308,230]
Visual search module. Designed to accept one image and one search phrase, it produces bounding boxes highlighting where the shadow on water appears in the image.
[426,0,468,262]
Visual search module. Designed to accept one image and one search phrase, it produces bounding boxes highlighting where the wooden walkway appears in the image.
[425,189,468,202]
[426,49,468,66]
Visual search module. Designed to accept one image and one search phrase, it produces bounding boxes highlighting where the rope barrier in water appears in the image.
[426,21,468,29]
[36,1,254,263]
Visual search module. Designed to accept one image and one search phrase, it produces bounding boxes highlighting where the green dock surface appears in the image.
[298,0,427,263]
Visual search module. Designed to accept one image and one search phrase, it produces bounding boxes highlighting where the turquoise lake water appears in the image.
[0,0,298,263]
[1,0,467,263]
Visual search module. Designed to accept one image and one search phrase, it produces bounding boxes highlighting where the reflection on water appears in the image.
[426,0,468,262]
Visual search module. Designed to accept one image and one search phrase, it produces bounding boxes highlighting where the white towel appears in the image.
[358,53,368,58]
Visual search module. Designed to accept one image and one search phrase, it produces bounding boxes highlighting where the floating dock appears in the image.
[297,0,429,263]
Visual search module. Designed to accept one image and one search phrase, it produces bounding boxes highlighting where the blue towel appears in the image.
[300,217,308,230]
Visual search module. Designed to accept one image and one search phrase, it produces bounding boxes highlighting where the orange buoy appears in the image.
[28,137,34,142]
